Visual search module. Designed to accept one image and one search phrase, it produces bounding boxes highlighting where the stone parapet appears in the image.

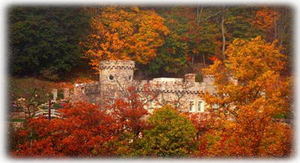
[99,60,135,70]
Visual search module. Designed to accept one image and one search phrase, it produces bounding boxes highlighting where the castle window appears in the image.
[109,75,114,80]
[129,75,132,80]
[198,101,202,112]
[189,101,194,112]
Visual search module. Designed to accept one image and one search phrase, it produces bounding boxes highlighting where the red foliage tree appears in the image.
[13,102,121,157]
[105,86,150,136]
[13,84,152,157]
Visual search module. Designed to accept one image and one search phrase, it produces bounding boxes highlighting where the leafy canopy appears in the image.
[198,36,291,157]
[136,105,197,157]
[81,7,169,71]
[13,102,121,157]
[9,7,89,80]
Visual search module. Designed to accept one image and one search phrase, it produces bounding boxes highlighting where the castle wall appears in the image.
[138,77,207,112]
[144,91,205,113]
[67,60,215,113]
[71,82,100,104]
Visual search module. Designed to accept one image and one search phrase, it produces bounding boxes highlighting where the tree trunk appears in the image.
[196,7,204,25]
[191,55,194,65]
[221,15,226,60]
[274,8,278,41]
[48,99,51,120]
[202,54,206,67]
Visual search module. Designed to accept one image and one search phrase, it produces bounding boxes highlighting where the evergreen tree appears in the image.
[9,7,89,80]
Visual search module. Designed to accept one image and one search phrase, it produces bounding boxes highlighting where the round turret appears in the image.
[99,60,135,89]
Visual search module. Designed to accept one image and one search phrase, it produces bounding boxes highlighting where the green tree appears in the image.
[144,7,201,76]
[196,7,262,60]
[149,6,263,73]
[136,105,197,157]
[9,7,89,80]
[145,33,188,77]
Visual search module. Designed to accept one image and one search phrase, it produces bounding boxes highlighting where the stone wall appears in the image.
[65,60,215,113]
[138,77,206,112]
[71,82,100,104]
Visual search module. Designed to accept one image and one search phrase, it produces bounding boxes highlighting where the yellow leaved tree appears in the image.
[81,7,169,70]
[198,36,292,157]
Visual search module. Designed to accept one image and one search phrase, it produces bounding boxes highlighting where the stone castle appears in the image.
[63,60,215,113]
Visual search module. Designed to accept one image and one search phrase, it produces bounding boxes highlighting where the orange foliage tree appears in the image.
[252,8,279,32]
[197,36,292,157]
[81,7,169,70]
[251,7,280,41]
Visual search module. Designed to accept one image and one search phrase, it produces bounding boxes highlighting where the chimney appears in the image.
[184,73,196,82]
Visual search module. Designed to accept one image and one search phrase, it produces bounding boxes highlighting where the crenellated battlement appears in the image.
[99,60,135,70]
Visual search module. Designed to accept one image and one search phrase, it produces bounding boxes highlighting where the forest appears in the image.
[8,6,293,158]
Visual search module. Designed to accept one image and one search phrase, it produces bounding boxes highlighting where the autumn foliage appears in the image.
[10,6,293,158]
[13,102,121,157]
[12,102,198,158]
[107,88,150,136]
[12,36,292,158]
[198,36,292,157]
[252,8,279,32]
[81,7,169,70]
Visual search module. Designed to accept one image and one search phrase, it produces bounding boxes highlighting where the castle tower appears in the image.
[99,60,135,98]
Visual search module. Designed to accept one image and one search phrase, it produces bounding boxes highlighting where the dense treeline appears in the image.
[9,7,90,80]
[9,6,292,80]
